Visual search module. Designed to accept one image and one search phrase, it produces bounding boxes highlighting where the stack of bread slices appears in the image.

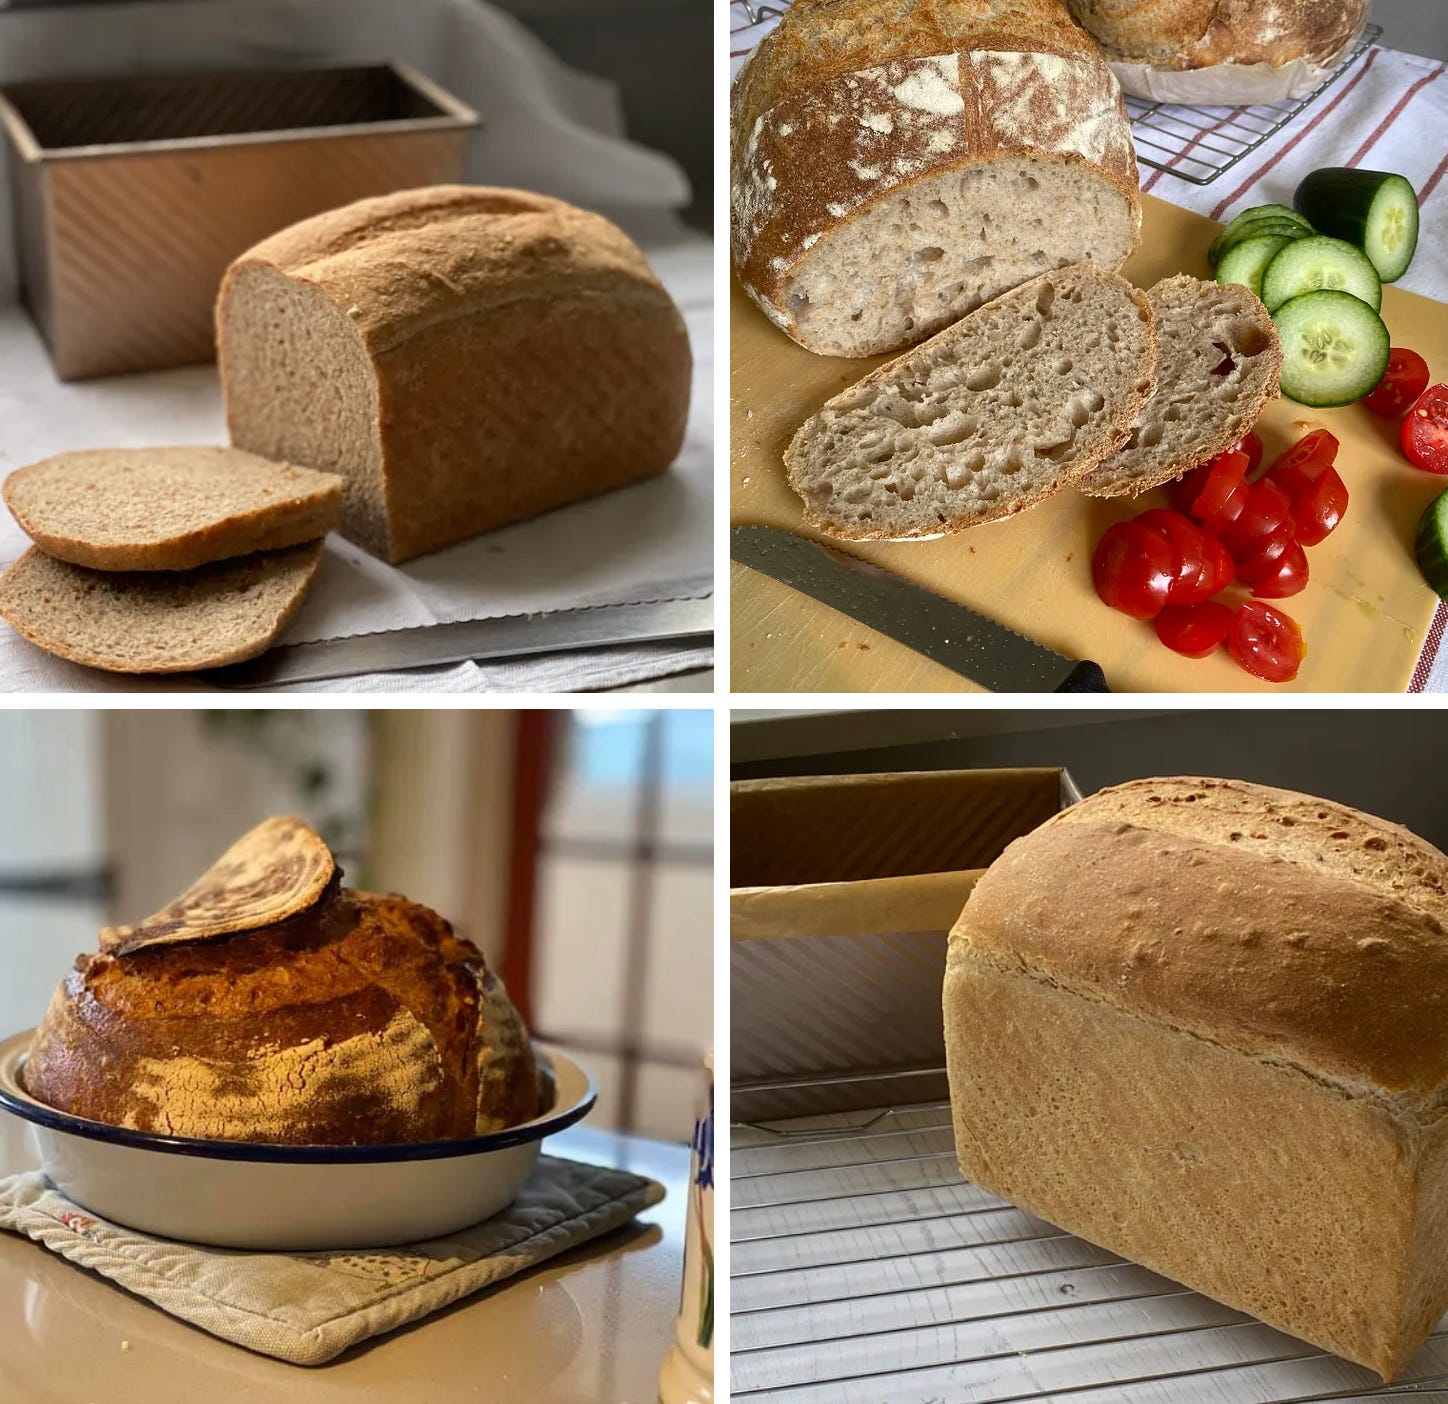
[0,447,342,673]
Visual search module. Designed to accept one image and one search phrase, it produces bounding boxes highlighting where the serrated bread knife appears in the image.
[732,524,1108,692]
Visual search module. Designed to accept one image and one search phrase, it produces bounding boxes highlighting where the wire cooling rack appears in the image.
[731,1084,1448,1403]
[1123,24,1381,184]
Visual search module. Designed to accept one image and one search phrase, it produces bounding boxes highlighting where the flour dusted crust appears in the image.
[731,0,1142,352]
[1063,0,1366,70]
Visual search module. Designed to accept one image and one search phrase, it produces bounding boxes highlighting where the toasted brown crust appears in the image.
[1063,0,1366,70]
[24,888,541,1145]
[730,0,1142,342]
[218,185,692,563]
[956,776,1448,1101]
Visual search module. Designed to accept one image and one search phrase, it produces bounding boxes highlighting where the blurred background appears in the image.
[0,707,712,1143]
[733,707,1448,849]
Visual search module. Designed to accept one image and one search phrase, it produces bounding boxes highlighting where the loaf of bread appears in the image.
[24,820,540,1145]
[731,0,1141,358]
[944,777,1448,1381]
[1063,0,1366,70]
[218,186,692,564]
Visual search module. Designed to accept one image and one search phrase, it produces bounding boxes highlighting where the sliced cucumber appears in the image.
[1215,219,1309,262]
[1208,204,1314,266]
[1294,167,1419,282]
[1418,490,1448,601]
[1216,234,1293,298]
[1260,235,1382,313]
[1273,290,1390,407]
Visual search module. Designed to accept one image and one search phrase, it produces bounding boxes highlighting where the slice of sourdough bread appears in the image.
[785,263,1157,540]
[0,542,323,674]
[3,447,343,571]
[1080,275,1282,498]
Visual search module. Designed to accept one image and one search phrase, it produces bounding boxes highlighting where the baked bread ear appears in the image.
[0,541,322,675]
[731,0,1142,357]
[1080,274,1282,497]
[785,263,1157,538]
[2,447,342,572]
[100,816,336,956]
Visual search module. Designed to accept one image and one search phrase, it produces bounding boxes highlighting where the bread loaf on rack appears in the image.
[944,776,1448,1381]
[730,0,1142,357]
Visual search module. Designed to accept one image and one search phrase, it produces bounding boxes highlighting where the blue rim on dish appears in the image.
[0,1032,595,1164]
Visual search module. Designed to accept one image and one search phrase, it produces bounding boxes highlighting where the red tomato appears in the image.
[1202,534,1236,594]
[1293,465,1349,546]
[1249,539,1310,599]
[1232,430,1265,474]
[1180,449,1248,520]
[1199,477,1251,536]
[1266,429,1339,498]
[1362,348,1430,417]
[1236,526,1292,585]
[1223,479,1293,559]
[1154,601,1235,658]
[1092,521,1174,620]
[1134,509,1216,605]
[1228,601,1305,683]
[1401,384,1448,475]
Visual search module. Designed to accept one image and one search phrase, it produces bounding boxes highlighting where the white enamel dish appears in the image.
[0,1030,595,1250]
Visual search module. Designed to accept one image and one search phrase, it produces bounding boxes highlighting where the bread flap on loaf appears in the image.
[99,816,335,957]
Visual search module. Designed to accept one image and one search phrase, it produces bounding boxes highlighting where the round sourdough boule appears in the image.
[2,447,343,572]
[22,886,542,1145]
[0,541,323,675]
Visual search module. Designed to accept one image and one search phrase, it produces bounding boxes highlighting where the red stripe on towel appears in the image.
[1420,148,1448,202]
[1346,62,1446,167]
[1143,108,1248,192]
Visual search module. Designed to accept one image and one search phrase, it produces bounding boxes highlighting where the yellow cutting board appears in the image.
[731,193,1447,693]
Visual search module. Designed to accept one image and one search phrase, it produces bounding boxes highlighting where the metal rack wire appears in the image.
[731,1085,1448,1402]
[1126,24,1381,184]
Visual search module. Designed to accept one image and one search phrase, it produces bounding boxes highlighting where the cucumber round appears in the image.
[1215,219,1309,262]
[1216,235,1293,298]
[1208,204,1314,266]
[1273,290,1390,407]
[1418,490,1448,601]
[1260,235,1382,313]
[1294,167,1419,282]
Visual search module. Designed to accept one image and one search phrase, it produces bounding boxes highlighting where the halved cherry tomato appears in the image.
[1154,601,1234,658]
[1092,521,1174,620]
[1223,479,1293,559]
[1293,465,1349,546]
[1177,448,1248,521]
[1236,526,1292,586]
[1401,384,1448,475]
[1228,601,1305,683]
[1134,509,1216,605]
[1249,539,1309,599]
[1199,477,1251,537]
[1202,534,1235,594]
[1362,348,1430,418]
[1265,429,1338,498]
[1232,430,1265,475]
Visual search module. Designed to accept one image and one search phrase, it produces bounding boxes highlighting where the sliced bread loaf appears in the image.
[731,0,1142,357]
[3,447,343,571]
[784,263,1157,539]
[0,542,323,674]
[1080,275,1282,498]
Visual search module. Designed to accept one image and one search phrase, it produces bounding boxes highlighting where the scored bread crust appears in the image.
[731,0,1143,356]
[23,888,541,1145]
[1062,0,1366,70]
[0,542,322,674]
[218,185,691,564]
[2,448,343,572]
[784,264,1157,539]
[1081,274,1282,497]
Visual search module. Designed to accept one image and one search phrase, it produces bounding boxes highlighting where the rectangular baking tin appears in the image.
[0,61,477,379]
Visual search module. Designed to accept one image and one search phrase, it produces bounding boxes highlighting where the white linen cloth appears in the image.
[730,4,1448,691]
[0,0,712,693]
[0,1155,664,1365]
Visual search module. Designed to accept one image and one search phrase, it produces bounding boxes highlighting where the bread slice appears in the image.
[3,447,343,571]
[0,542,323,674]
[1080,275,1282,498]
[784,264,1157,540]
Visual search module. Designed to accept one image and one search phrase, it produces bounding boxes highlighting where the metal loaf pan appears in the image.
[730,767,1079,1122]
[0,61,477,379]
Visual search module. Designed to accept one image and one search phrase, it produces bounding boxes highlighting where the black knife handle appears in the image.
[1056,660,1110,692]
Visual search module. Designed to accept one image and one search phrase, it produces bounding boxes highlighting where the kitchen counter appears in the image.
[0,1111,687,1404]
